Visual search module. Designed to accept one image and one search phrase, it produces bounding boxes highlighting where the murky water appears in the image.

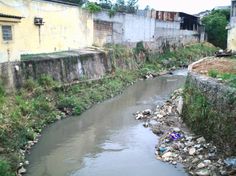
[26,72,187,176]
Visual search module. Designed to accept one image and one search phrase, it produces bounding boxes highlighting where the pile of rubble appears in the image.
[134,89,236,176]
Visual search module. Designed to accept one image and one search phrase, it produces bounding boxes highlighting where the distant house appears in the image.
[228,0,236,51]
[0,0,93,63]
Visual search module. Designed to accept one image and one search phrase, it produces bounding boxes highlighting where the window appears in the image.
[2,25,12,41]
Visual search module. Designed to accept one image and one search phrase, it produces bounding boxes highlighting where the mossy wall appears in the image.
[183,71,236,155]
[0,49,138,91]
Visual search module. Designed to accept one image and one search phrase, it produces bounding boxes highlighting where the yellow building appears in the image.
[0,0,93,63]
[228,0,236,51]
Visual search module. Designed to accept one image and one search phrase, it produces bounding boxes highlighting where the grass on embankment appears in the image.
[208,57,236,88]
[0,42,217,175]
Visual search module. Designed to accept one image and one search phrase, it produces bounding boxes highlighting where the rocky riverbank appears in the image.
[134,89,236,175]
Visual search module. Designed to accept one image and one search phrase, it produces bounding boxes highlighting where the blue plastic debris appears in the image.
[169,132,181,140]
[158,147,167,153]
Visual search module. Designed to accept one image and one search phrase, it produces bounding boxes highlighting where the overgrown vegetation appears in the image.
[84,2,102,13]
[182,80,236,155]
[0,43,217,175]
[202,9,230,49]
[140,43,217,75]
[208,69,236,88]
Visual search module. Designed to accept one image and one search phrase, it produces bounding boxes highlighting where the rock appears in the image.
[18,167,26,174]
[189,147,196,155]
[195,169,210,176]
[25,160,29,165]
[0,147,4,153]
[197,162,206,169]
[142,109,152,115]
[162,152,177,161]
[152,127,164,136]
[228,169,236,175]
[162,152,173,158]
[198,155,203,159]
[172,161,177,165]
[220,170,227,176]
[197,137,206,143]
[135,114,143,120]
[185,136,193,141]
[203,160,211,165]
[185,141,194,147]
[156,114,164,118]
[143,122,148,128]
[192,158,199,164]
[173,127,181,132]
[176,96,183,115]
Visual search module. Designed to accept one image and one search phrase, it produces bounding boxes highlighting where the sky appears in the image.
[137,0,231,14]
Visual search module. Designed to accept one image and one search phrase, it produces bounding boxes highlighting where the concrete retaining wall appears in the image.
[183,59,236,155]
[0,48,138,92]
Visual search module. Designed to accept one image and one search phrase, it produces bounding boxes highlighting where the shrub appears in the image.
[23,78,38,91]
[208,69,219,78]
[0,159,14,176]
[38,74,57,88]
[0,81,4,97]
[84,2,102,13]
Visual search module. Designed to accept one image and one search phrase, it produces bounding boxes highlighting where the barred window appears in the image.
[2,25,12,41]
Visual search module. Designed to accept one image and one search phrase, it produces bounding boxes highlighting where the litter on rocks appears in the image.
[133,88,235,175]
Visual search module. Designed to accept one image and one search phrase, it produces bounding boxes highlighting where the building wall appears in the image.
[93,11,156,45]
[93,11,199,47]
[228,16,236,51]
[228,1,236,51]
[0,0,93,63]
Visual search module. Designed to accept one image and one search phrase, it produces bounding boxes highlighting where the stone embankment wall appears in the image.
[183,59,236,155]
[0,48,139,92]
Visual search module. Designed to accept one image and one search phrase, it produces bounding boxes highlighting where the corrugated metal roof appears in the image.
[0,13,23,19]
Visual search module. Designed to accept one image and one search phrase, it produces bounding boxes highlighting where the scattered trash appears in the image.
[224,157,236,168]
[133,88,230,175]
[158,147,167,154]
[169,132,182,141]
[215,49,232,57]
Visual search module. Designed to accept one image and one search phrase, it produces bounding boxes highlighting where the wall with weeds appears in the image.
[183,72,236,156]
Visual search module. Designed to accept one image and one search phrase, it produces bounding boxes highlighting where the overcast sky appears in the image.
[137,0,231,14]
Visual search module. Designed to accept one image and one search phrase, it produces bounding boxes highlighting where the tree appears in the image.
[115,0,126,12]
[98,0,112,9]
[113,0,138,13]
[126,0,138,13]
[84,2,102,13]
[202,9,230,49]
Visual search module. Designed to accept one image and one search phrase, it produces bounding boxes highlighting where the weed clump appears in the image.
[208,69,218,78]
[0,159,14,176]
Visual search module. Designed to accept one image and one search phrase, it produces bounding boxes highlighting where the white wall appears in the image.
[93,11,199,47]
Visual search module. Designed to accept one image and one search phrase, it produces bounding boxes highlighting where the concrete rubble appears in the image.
[134,89,236,176]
